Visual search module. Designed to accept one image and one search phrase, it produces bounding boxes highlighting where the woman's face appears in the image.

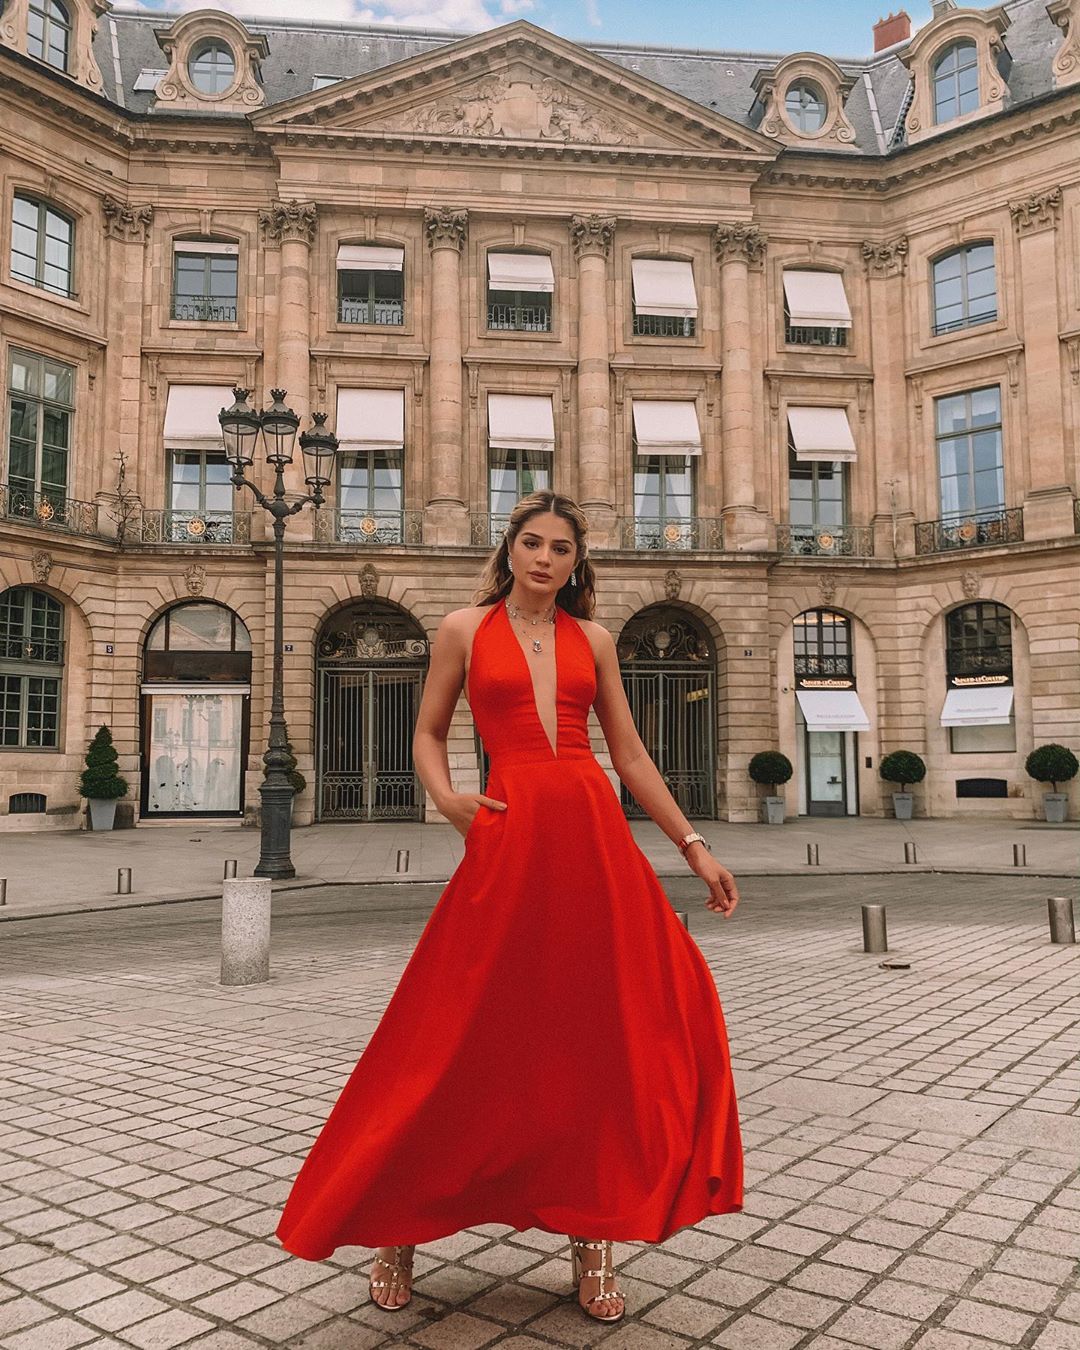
[507,511,579,598]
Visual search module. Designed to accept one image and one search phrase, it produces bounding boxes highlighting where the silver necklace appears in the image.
[506,599,556,654]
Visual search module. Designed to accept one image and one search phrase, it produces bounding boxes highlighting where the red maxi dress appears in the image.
[276,598,743,1258]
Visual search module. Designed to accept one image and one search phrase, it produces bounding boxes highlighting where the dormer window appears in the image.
[785,81,826,133]
[933,40,979,123]
[27,0,70,73]
[188,39,236,95]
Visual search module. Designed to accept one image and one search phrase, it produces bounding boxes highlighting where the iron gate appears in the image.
[618,607,716,820]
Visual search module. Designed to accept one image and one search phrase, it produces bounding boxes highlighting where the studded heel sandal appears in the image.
[567,1236,626,1322]
[368,1244,415,1310]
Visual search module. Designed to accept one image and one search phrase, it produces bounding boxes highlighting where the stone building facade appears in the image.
[1,0,1078,831]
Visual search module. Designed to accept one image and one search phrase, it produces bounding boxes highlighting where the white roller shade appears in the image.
[796,688,871,732]
[336,388,405,450]
[940,684,1014,727]
[336,244,404,272]
[783,270,852,327]
[163,385,234,449]
[631,258,698,319]
[173,239,238,256]
[631,400,703,456]
[788,406,857,463]
[487,252,555,293]
[487,393,555,453]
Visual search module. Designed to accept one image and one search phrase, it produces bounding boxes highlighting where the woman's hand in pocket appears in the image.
[442,792,508,838]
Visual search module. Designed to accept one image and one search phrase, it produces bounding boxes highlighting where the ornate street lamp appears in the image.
[219,388,338,879]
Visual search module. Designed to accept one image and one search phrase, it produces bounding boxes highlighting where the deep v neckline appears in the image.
[502,598,559,759]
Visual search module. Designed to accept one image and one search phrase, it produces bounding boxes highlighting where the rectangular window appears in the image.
[168,450,236,542]
[932,244,996,335]
[631,259,697,338]
[783,270,851,348]
[11,195,74,297]
[486,253,553,333]
[5,348,73,519]
[337,246,404,326]
[788,450,846,530]
[334,388,406,542]
[172,242,238,322]
[949,717,1016,754]
[489,449,551,521]
[935,385,1004,519]
[0,587,63,750]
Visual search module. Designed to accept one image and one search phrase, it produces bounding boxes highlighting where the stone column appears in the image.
[570,213,616,543]
[862,236,913,558]
[423,206,469,545]
[259,200,317,532]
[1010,188,1073,540]
[714,224,769,551]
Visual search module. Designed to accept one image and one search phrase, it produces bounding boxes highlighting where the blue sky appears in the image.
[131,1,966,57]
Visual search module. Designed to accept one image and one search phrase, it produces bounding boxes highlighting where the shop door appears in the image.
[620,667,715,819]
[317,666,423,820]
[805,729,847,816]
[144,690,247,815]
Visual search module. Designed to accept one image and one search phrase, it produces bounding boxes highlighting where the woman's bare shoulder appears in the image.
[438,605,491,639]
[574,616,617,655]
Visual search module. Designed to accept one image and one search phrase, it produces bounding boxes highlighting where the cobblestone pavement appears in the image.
[1,876,1078,1350]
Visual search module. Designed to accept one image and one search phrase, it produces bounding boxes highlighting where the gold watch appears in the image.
[677,831,710,856]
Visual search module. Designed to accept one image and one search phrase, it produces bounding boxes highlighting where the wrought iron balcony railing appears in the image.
[338,298,405,326]
[914,507,1023,555]
[487,302,552,332]
[945,649,1013,679]
[2,484,101,537]
[171,295,238,323]
[2,635,65,664]
[619,517,724,551]
[784,324,848,348]
[794,655,854,679]
[140,510,251,545]
[632,313,696,338]
[777,523,874,557]
[470,513,511,547]
[314,508,423,545]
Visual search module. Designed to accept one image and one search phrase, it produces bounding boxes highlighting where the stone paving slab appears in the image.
[0,875,1078,1349]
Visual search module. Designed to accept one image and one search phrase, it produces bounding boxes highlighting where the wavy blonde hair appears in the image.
[474,491,596,619]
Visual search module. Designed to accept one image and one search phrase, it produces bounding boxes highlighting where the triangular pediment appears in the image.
[254,21,775,161]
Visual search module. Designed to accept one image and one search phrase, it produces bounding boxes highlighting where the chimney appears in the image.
[873,10,912,52]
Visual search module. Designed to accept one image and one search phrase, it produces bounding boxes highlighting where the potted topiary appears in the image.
[1025,744,1079,823]
[78,724,130,831]
[879,750,926,821]
[749,751,794,825]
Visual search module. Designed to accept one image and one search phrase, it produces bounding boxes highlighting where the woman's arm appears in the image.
[412,610,506,836]
[587,622,739,917]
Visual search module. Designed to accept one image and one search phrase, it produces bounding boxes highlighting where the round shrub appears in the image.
[1024,744,1079,792]
[748,751,794,792]
[879,750,927,791]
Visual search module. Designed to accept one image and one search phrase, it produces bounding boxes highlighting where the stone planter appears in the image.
[892,792,914,821]
[762,796,786,825]
[86,798,118,831]
[1043,792,1068,824]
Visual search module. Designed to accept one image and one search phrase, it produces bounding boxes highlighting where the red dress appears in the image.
[276,598,743,1258]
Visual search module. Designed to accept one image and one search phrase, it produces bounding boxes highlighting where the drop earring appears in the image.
[507,558,513,575]
[570,570,578,588]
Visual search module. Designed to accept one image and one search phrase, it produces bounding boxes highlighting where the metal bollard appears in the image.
[1012,843,1027,868]
[396,849,410,874]
[117,867,132,895]
[223,859,238,879]
[220,878,272,985]
[0,878,6,907]
[904,842,918,865]
[675,910,689,928]
[1048,896,1076,945]
[806,843,820,866]
[862,904,888,954]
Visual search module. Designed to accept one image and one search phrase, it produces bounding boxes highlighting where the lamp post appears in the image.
[219,388,337,879]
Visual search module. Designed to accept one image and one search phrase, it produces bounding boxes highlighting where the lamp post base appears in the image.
[254,782,296,880]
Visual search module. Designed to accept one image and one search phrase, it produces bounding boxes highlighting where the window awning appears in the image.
[788,406,857,463]
[173,239,238,256]
[336,244,404,272]
[163,385,234,450]
[783,270,852,328]
[631,258,698,319]
[940,684,1014,727]
[335,388,405,450]
[487,393,555,453]
[487,252,555,293]
[631,400,703,455]
[796,689,871,732]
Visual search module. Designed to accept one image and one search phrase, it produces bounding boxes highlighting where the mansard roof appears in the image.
[79,0,1069,157]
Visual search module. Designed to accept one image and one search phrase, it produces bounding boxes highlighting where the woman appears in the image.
[275,491,743,1324]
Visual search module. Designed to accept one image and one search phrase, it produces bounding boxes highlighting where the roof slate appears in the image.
[93,0,1064,157]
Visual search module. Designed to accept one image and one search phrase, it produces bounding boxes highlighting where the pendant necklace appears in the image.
[506,599,556,654]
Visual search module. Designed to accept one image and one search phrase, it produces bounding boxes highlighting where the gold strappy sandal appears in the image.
[567,1236,626,1322]
[368,1244,415,1310]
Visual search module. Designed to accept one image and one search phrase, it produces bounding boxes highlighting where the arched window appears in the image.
[945,601,1012,680]
[933,40,979,124]
[146,602,250,654]
[10,194,75,298]
[931,243,996,335]
[188,39,236,95]
[785,81,827,133]
[27,0,70,73]
[793,610,852,679]
[172,238,238,323]
[0,587,64,749]
[944,602,1015,753]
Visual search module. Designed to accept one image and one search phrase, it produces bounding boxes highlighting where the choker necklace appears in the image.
[506,599,556,654]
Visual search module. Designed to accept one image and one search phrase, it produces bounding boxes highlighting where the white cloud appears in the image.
[132,0,525,31]
[583,0,601,28]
